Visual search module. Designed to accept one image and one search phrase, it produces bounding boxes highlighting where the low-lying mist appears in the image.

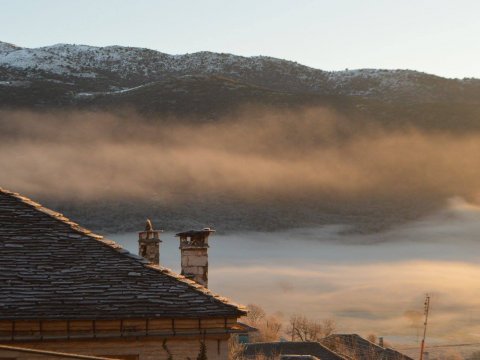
[1,107,480,231]
[111,199,480,345]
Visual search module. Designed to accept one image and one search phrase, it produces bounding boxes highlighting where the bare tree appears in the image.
[228,337,245,360]
[246,304,266,326]
[243,304,282,343]
[257,314,282,342]
[322,318,336,338]
[286,314,336,342]
[366,333,377,344]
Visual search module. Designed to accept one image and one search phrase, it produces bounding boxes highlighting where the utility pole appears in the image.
[419,294,431,360]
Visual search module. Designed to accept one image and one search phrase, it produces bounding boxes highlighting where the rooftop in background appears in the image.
[321,334,414,360]
[243,341,347,360]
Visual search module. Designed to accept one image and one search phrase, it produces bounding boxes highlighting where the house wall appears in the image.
[0,335,230,360]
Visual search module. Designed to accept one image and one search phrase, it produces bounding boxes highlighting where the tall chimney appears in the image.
[176,228,215,288]
[138,219,162,265]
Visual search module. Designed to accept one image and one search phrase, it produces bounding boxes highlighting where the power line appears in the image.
[399,342,480,351]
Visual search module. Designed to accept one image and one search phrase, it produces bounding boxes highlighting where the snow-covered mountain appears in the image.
[1,41,479,103]
[1,40,480,133]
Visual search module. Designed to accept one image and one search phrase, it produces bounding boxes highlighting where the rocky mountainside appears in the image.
[1,41,480,104]
[2,41,480,132]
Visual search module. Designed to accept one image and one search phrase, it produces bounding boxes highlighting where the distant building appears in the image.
[0,188,247,360]
[230,322,258,344]
[242,334,414,360]
[321,334,414,360]
[242,341,347,360]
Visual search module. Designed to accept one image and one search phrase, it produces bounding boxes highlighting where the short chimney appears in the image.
[138,219,162,265]
[378,337,384,348]
[176,227,215,288]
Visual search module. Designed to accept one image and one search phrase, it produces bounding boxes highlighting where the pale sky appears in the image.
[1,0,479,79]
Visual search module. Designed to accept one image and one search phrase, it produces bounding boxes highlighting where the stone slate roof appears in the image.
[321,334,414,360]
[243,342,347,360]
[0,188,246,320]
[232,322,258,333]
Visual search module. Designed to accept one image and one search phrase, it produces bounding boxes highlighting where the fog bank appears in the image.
[111,199,480,344]
[1,108,480,208]
[5,107,480,347]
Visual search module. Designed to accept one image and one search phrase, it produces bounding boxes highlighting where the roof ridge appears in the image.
[245,341,349,360]
[0,187,246,315]
[348,333,385,350]
[323,334,410,360]
[311,341,349,360]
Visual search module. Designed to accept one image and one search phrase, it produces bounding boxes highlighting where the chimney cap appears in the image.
[145,219,154,231]
[144,219,163,232]
[175,228,215,237]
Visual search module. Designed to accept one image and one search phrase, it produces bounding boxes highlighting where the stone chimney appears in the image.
[176,228,215,288]
[138,219,162,265]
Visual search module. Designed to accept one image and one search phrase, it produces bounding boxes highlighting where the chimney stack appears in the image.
[378,337,384,348]
[138,219,162,265]
[176,228,215,288]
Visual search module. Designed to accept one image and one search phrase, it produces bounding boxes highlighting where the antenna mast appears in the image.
[419,294,431,360]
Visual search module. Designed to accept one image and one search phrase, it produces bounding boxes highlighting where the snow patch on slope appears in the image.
[74,83,151,98]
[0,41,20,55]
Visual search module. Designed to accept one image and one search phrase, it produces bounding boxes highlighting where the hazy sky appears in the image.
[1,0,479,78]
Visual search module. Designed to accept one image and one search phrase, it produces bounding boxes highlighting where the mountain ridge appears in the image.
[1,40,474,79]
[2,41,480,132]
[1,40,479,105]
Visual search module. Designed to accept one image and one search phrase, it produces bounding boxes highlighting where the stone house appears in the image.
[0,188,247,360]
